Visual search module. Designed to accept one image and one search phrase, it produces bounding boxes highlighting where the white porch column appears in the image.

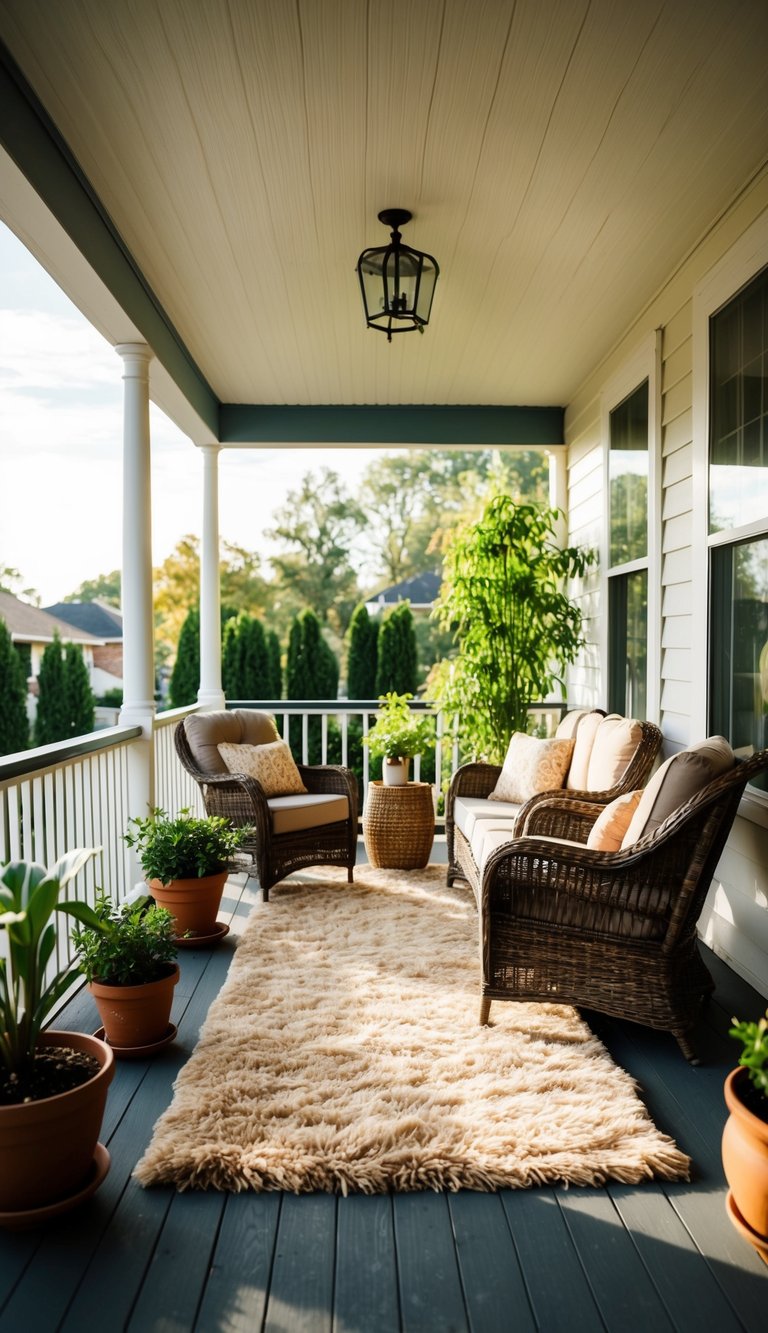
[198,443,225,710]
[547,446,568,547]
[116,342,156,818]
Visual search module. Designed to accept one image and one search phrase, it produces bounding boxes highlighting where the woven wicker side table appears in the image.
[362,781,435,870]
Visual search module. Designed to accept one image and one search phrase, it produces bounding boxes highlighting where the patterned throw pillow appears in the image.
[216,740,307,796]
[488,733,575,803]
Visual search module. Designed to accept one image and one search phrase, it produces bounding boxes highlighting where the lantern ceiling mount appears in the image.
[356,209,440,342]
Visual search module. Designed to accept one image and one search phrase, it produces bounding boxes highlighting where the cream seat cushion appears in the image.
[489,733,574,804]
[476,827,583,873]
[585,716,644,791]
[184,709,279,775]
[621,736,735,849]
[268,793,349,835]
[587,789,643,852]
[217,739,307,796]
[454,796,521,841]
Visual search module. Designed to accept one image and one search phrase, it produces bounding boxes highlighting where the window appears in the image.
[607,381,649,717]
[708,264,768,788]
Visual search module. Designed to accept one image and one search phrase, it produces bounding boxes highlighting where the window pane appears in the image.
[609,569,647,718]
[609,381,648,565]
[710,536,768,791]
[709,266,768,533]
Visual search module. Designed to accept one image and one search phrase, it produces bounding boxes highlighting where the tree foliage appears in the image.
[63,570,121,607]
[266,630,282,698]
[432,496,597,762]
[346,603,378,698]
[0,618,28,755]
[267,469,365,632]
[169,608,200,708]
[35,634,70,744]
[154,536,270,667]
[64,643,95,737]
[376,602,418,697]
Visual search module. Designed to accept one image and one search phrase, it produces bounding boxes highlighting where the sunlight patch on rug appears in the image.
[134,865,690,1193]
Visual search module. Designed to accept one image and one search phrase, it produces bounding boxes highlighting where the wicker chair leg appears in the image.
[479,996,491,1025]
[675,1030,699,1064]
[348,866,354,883]
[262,883,270,903]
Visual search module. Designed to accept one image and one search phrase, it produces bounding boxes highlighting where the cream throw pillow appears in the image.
[217,740,307,796]
[489,732,575,804]
[587,789,643,852]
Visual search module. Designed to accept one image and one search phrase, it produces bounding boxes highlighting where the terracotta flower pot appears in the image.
[148,871,228,936]
[0,1030,114,1214]
[722,1066,768,1242]
[90,963,180,1048]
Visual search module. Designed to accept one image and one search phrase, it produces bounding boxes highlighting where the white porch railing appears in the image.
[154,704,206,817]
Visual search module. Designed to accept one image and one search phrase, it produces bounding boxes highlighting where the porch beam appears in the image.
[198,445,225,711]
[219,405,564,447]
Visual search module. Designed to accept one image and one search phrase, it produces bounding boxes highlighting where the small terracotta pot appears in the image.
[722,1066,768,1241]
[90,963,180,1048]
[148,871,228,936]
[0,1030,114,1214]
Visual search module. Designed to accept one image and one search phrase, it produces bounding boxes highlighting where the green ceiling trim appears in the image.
[0,42,219,435]
[219,404,564,446]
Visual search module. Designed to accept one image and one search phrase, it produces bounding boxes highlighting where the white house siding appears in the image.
[564,169,768,995]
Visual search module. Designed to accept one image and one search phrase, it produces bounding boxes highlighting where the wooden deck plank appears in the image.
[263,1193,336,1333]
[499,1189,604,1332]
[334,1195,400,1333]
[393,1193,468,1333]
[126,1191,227,1332]
[447,1191,536,1333]
[195,1193,281,1333]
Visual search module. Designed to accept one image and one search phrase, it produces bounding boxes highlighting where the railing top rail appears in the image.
[225,698,564,714]
[154,704,202,727]
[0,725,143,782]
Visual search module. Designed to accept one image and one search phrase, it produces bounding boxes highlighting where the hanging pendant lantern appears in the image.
[357,209,439,341]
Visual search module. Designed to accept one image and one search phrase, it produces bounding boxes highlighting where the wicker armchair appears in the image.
[175,712,358,900]
[446,715,662,886]
[475,748,768,1060]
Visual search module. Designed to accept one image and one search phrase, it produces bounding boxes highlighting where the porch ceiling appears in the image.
[1,0,768,420]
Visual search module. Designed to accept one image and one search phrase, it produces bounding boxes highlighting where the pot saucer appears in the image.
[0,1142,110,1231]
[726,1191,768,1265]
[174,921,230,949]
[92,1023,178,1061]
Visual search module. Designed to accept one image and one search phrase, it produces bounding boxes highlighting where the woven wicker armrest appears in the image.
[446,762,502,813]
[199,771,271,826]
[517,794,607,841]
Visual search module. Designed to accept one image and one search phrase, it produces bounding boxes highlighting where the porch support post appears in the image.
[116,342,156,820]
[198,444,225,710]
[547,446,568,547]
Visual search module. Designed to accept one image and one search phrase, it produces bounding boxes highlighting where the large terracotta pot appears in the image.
[90,963,180,1048]
[0,1030,114,1214]
[722,1066,768,1241]
[148,871,228,936]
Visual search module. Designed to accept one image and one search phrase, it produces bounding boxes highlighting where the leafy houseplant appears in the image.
[124,808,251,940]
[0,849,114,1216]
[722,1009,768,1252]
[364,693,434,786]
[72,892,180,1052]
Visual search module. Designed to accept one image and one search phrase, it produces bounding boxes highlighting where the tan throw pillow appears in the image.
[489,733,575,804]
[217,740,307,796]
[620,736,735,849]
[587,789,643,852]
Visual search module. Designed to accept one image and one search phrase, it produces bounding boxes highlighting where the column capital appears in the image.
[115,342,153,375]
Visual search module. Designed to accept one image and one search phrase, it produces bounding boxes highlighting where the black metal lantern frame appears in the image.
[357,209,439,341]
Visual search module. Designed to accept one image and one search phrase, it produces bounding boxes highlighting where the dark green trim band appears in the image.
[0,41,219,435]
[0,726,142,781]
[219,404,564,446]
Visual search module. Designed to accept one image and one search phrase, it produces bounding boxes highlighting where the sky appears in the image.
[0,222,378,607]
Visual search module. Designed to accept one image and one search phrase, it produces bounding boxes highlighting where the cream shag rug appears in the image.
[135,865,690,1194]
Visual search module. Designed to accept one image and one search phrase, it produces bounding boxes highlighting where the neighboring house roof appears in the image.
[366,571,442,610]
[44,600,123,640]
[0,591,102,645]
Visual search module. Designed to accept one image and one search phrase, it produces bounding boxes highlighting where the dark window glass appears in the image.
[710,536,768,791]
[709,265,768,532]
[608,569,648,719]
[609,381,648,565]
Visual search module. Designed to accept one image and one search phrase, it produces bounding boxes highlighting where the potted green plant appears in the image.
[0,848,114,1222]
[364,692,435,786]
[124,808,251,943]
[722,1009,768,1255]
[72,891,180,1056]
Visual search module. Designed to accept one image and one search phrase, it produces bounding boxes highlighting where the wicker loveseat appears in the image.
[470,740,768,1060]
[175,709,358,900]
[446,710,662,889]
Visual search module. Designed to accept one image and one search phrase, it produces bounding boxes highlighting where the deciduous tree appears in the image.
[267,470,365,632]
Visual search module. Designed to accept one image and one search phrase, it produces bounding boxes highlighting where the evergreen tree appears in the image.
[240,617,270,699]
[64,643,95,737]
[169,608,200,707]
[286,610,339,764]
[376,602,418,696]
[286,615,310,700]
[222,616,241,698]
[0,618,29,755]
[346,603,378,699]
[35,633,69,744]
[266,630,282,698]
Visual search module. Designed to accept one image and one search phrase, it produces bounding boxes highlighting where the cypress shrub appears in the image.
[346,603,377,699]
[35,633,69,744]
[64,643,95,737]
[169,608,200,707]
[375,602,418,696]
[266,630,282,698]
[0,618,29,754]
[222,617,241,698]
[240,617,270,699]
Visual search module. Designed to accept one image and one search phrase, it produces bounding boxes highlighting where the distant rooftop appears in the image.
[44,600,123,640]
[0,590,102,644]
[366,571,441,610]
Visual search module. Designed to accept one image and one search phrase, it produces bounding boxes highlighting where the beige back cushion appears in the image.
[621,735,735,848]
[184,709,279,774]
[585,716,644,791]
[489,732,574,804]
[555,709,592,742]
[566,711,605,789]
[587,789,643,852]
[217,739,307,796]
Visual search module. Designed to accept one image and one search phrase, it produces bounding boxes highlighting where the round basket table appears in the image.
[362,780,435,870]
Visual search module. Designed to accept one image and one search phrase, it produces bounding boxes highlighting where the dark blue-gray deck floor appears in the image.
[1,844,766,1332]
